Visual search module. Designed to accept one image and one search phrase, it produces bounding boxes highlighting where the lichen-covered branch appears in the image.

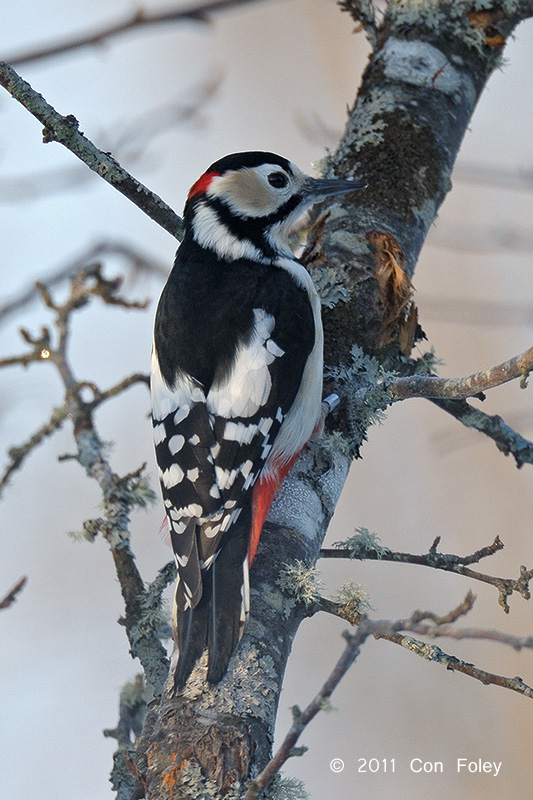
[0,62,183,239]
[322,532,533,612]
[389,345,533,400]
[431,397,533,467]
[0,266,170,696]
[307,0,533,367]
[375,629,533,698]
[245,591,533,799]
[331,344,533,466]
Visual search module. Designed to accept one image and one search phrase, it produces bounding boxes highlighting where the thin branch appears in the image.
[0,79,221,206]
[0,241,167,329]
[431,397,533,467]
[0,405,69,496]
[389,345,533,401]
[319,589,533,652]
[405,621,533,651]
[3,0,271,66]
[374,631,533,698]
[321,535,533,611]
[244,618,375,800]
[245,600,533,798]
[0,62,183,239]
[0,576,27,610]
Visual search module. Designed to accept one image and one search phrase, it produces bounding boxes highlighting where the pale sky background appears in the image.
[1,1,533,798]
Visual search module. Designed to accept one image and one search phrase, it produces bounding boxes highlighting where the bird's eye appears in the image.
[268,171,289,189]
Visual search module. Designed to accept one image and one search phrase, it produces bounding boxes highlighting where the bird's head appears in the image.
[183,151,365,261]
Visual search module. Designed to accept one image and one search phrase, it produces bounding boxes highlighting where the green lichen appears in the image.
[326,346,392,458]
[182,644,279,727]
[278,561,324,608]
[264,774,309,800]
[313,266,351,309]
[388,0,513,61]
[333,526,390,559]
[344,88,392,153]
[411,347,444,374]
[333,580,374,616]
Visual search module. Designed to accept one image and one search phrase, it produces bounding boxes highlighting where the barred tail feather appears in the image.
[172,509,251,690]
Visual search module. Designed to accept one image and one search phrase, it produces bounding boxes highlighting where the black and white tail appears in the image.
[173,512,251,689]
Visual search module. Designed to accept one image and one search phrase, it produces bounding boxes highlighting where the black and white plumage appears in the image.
[151,151,364,688]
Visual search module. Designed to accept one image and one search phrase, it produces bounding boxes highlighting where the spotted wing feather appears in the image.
[151,320,288,610]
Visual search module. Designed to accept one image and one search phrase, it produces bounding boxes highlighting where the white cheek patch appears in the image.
[208,308,284,418]
[208,170,274,216]
[207,165,301,219]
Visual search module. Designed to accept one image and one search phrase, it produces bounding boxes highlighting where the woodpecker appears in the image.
[151,151,364,688]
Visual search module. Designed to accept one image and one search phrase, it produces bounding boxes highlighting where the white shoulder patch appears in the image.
[207,308,284,418]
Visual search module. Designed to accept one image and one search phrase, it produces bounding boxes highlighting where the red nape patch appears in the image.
[187,171,221,200]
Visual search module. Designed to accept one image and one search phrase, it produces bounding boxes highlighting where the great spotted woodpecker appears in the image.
[151,151,364,688]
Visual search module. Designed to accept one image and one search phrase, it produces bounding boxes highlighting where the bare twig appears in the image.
[389,345,533,401]
[319,589,533,651]
[0,576,27,610]
[244,618,375,799]
[0,62,183,239]
[0,241,167,329]
[0,405,69,495]
[321,535,533,611]
[404,621,533,651]
[0,79,221,206]
[3,0,272,66]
